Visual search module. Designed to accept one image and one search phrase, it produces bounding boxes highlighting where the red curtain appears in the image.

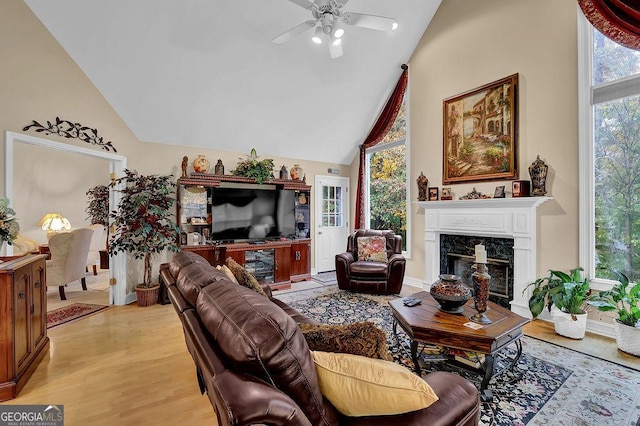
[578,0,640,50]
[354,65,408,230]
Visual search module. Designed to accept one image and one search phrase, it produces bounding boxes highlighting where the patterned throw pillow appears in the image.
[357,236,388,262]
[225,257,269,298]
[298,322,392,361]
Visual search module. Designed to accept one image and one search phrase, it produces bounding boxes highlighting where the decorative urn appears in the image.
[290,164,303,181]
[193,155,210,174]
[528,155,549,196]
[429,274,472,314]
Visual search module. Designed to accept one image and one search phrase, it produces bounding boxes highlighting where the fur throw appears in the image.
[225,257,269,298]
[298,321,392,361]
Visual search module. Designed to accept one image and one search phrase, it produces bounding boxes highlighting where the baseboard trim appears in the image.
[403,276,425,290]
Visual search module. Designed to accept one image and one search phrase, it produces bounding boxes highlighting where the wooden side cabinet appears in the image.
[290,239,311,282]
[0,254,50,402]
[181,245,226,267]
[273,246,291,289]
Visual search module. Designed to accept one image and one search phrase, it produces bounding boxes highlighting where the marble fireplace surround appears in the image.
[417,197,552,318]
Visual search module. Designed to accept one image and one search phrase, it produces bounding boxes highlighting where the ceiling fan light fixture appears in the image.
[311,26,324,44]
[391,21,399,31]
[333,21,344,38]
[320,12,334,34]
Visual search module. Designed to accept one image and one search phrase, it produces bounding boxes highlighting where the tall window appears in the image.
[366,94,410,253]
[579,13,640,285]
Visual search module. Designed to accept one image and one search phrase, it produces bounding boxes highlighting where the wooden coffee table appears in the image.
[389,291,529,402]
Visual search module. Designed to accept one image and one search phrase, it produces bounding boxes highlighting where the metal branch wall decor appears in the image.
[23,117,118,152]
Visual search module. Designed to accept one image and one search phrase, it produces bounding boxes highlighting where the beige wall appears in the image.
[403,0,579,283]
[2,0,582,288]
[1,1,349,281]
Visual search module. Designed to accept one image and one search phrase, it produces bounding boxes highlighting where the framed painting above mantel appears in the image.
[443,73,518,185]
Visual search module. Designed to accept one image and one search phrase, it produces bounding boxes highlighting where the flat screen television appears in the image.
[210,185,296,242]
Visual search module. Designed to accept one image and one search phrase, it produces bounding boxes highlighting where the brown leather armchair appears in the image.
[335,229,406,295]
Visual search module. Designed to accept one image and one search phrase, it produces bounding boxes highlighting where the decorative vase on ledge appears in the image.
[279,165,288,179]
[193,155,210,173]
[214,159,224,175]
[290,164,303,181]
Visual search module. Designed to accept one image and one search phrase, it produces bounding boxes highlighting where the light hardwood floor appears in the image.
[523,319,640,370]
[1,276,637,426]
[46,269,112,311]
[4,298,217,424]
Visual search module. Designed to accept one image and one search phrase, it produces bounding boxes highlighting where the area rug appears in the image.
[311,271,337,283]
[285,288,640,426]
[47,303,111,329]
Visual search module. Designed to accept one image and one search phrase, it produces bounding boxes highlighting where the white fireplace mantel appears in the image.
[416,197,552,317]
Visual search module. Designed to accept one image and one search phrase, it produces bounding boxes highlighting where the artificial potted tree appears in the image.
[524,267,591,339]
[86,184,110,268]
[108,169,180,306]
[588,271,640,356]
[86,184,109,228]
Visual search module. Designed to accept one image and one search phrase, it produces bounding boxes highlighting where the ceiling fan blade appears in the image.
[286,0,316,10]
[329,39,343,59]
[342,12,398,32]
[272,20,316,44]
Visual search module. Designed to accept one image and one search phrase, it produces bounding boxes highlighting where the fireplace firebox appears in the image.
[440,234,513,308]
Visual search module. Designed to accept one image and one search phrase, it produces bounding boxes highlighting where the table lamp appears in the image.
[38,213,71,239]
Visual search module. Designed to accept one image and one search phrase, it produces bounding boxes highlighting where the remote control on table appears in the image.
[403,297,421,306]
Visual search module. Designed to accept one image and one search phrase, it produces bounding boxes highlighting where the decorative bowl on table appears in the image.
[429,274,472,314]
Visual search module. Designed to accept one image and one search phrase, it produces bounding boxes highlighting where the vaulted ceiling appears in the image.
[25,0,441,165]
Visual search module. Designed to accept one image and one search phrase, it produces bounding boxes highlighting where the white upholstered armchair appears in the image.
[46,228,93,300]
[86,224,106,275]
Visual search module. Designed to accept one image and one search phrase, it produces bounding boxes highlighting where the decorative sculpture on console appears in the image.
[460,188,491,200]
[181,156,188,177]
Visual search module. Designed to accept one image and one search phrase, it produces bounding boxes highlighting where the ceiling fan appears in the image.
[272,0,399,59]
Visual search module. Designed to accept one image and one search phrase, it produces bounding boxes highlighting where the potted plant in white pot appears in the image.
[108,169,180,306]
[588,270,640,356]
[524,267,591,339]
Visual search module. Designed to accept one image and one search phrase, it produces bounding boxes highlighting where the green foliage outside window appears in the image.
[593,31,640,282]
[369,100,407,251]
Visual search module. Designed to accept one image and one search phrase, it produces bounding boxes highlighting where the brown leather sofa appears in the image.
[335,229,406,294]
[161,250,480,426]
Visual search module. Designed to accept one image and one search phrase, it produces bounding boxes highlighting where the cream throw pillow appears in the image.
[216,265,238,284]
[311,350,438,417]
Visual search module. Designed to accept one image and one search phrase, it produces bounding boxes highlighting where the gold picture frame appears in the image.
[443,74,518,184]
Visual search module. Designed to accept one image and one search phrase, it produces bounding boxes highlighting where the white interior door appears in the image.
[315,175,349,273]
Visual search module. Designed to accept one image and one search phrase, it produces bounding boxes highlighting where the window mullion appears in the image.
[578,9,595,279]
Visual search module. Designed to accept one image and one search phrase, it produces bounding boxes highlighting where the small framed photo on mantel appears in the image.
[441,187,453,200]
[494,185,505,198]
[428,187,439,201]
[512,180,530,197]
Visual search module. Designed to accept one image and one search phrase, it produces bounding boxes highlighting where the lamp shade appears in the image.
[39,213,71,232]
